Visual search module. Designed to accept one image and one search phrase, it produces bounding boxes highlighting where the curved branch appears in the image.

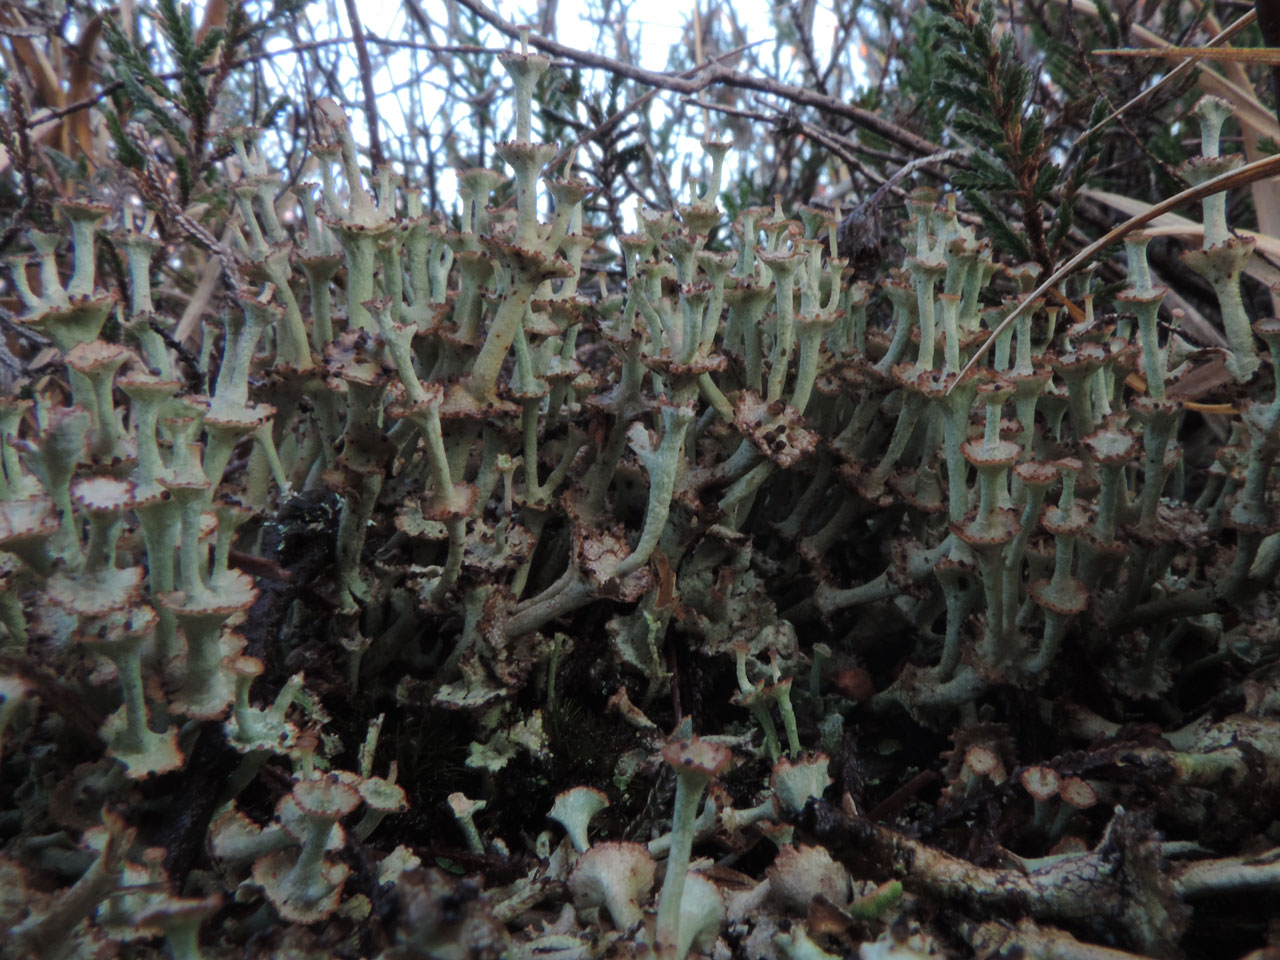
[453,0,942,158]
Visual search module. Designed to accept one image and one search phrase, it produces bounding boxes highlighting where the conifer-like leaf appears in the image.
[978,0,995,30]
[1094,0,1123,46]
[970,23,992,61]
[262,95,292,130]
[1021,109,1045,160]
[934,79,977,106]
[1046,100,1108,254]
[935,16,967,42]
[953,149,1018,192]
[999,59,1031,110]
[1046,195,1074,249]
[941,49,985,84]
[951,111,1004,143]
[997,31,1016,61]
[175,154,192,202]
[120,69,187,141]
[966,189,1031,260]
[102,17,173,103]
[156,0,209,118]
[194,27,226,64]
[1033,163,1061,202]
[1078,99,1110,161]
[103,108,145,169]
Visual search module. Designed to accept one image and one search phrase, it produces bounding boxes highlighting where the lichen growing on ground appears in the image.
[3,1,1280,958]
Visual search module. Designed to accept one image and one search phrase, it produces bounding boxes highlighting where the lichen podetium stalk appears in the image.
[654,738,729,960]
[617,402,696,579]
[762,250,802,404]
[1180,96,1260,381]
[465,262,541,405]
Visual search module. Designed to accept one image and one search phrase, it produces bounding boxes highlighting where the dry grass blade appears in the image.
[1095,46,1280,65]
[1080,187,1280,275]
[949,151,1280,393]
[1,28,61,116]
[1071,9,1256,147]
[1054,1,1277,145]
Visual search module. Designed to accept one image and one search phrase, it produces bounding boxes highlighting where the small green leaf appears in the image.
[1034,162,1061,202]
[104,109,144,169]
[1094,0,1122,46]
[940,49,985,84]
[952,111,1004,143]
[966,190,1032,260]
[972,149,1019,190]
[175,154,192,202]
[999,60,1031,109]
[997,31,1016,62]
[261,95,291,130]
[1021,108,1045,159]
[979,0,996,31]
[1047,196,1074,249]
[194,27,225,63]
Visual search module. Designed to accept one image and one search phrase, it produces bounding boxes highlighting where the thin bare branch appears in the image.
[452,0,942,158]
[341,0,384,168]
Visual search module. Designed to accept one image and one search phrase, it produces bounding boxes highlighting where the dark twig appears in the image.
[1073,9,1258,146]
[150,317,207,393]
[820,5,859,92]
[453,0,942,158]
[21,37,517,131]
[341,0,385,169]
[790,0,826,95]
[550,39,765,174]
[1259,1,1280,124]
[686,95,970,224]
[0,80,39,255]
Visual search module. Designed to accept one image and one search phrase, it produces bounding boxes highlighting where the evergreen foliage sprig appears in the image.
[101,0,249,201]
[929,0,1105,272]
[931,0,1046,265]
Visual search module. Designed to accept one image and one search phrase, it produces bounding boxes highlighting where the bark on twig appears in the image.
[453,0,941,158]
[799,801,1188,956]
[341,0,384,170]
